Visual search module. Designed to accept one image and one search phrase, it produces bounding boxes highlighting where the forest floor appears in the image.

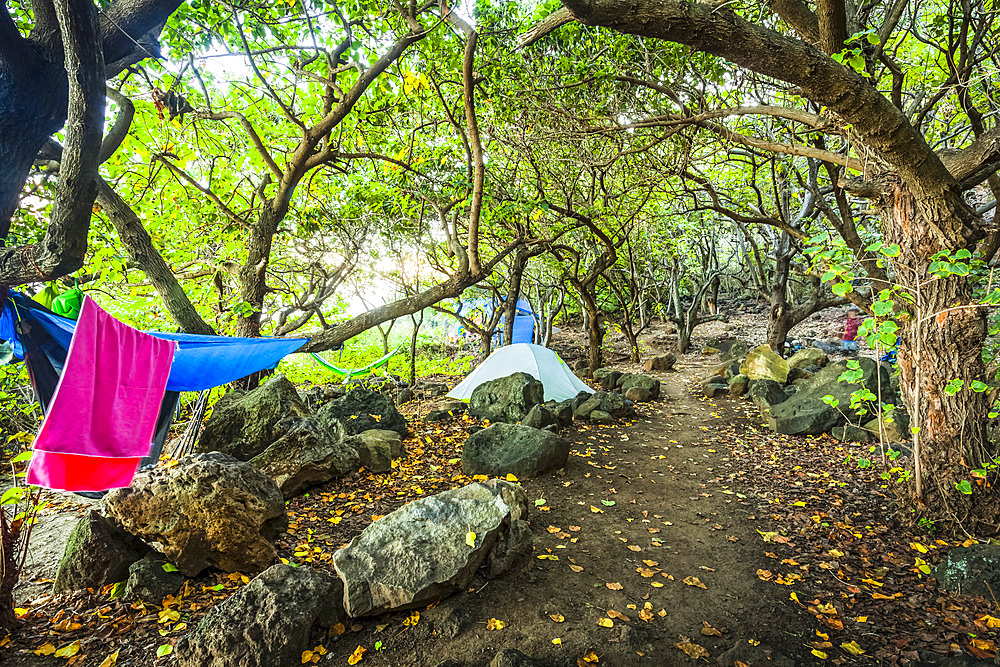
[3,315,999,666]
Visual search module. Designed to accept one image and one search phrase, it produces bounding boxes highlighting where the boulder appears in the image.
[644,353,676,372]
[462,423,569,477]
[768,359,893,436]
[787,348,828,370]
[863,415,908,443]
[933,545,1000,598]
[53,511,150,593]
[574,393,602,419]
[196,375,309,461]
[523,404,559,430]
[624,386,652,403]
[728,374,749,397]
[176,564,345,667]
[334,479,528,616]
[704,382,728,398]
[749,379,787,418]
[122,558,183,603]
[317,388,408,437]
[105,452,287,576]
[250,417,359,497]
[787,367,814,383]
[589,409,613,422]
[598,391,633,419]
[573,358,589,372]
[485,519,533,578]
[740,345,790,383]
[621,374,661,399]
[783,385,799,399]
[350,429,405,473]
[831,424,873,443]
[468,372,543,424]
[720,341,749,363]
[592,367,614,383]
[395,387,415,404]
[598,370,623,391]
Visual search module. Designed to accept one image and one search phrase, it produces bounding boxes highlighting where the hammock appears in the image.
[310,348,401,381]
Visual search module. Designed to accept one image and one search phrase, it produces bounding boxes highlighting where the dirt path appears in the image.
[336,356,811,666]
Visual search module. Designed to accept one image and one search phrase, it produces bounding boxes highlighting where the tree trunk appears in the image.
[879,181,993,528]
[235,212,276,339]
[409,311,423,386]
[502,249,530,346]
[578,288,603,374]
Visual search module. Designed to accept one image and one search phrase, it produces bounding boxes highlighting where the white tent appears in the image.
[448,343,594,402]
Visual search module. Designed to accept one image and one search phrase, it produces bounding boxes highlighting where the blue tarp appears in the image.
[0,292,308,391]
[454,296,536,345]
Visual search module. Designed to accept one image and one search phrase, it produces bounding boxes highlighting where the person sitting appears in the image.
[842,308,863,351]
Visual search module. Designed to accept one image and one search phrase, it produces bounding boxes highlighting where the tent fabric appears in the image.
[447,343,593,402]
[0,291,308,391]
[27,298,177,491]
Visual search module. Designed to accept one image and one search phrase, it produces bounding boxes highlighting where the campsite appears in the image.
[3,0,1000,665]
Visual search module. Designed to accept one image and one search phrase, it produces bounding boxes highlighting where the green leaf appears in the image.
[601,500,615,506]
[156,644,174,658]
[956,480,973,495]
[162,563,180,573]
[832,282,853,296]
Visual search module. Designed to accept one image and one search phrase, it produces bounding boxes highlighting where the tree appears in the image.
[539,0,1000,527]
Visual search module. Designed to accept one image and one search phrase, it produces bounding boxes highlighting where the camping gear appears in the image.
[447,343,593,402]
[34,283,61,309]
[27,298,177,491]
[51,285,84,319]
[0,290,309,492]
[453,297,537,345]
[0,291,308,391]
[310,347,401,382]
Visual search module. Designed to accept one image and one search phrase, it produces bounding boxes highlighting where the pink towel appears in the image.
[27,297,175,491]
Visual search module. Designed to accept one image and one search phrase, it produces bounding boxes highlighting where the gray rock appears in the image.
[123,558,183,603]
[783,385,799,398]
[317,388,408,437]
[426,402,467,422]
[643,353,676,372]
[592,367,613,383]
[740,344,790,383]
[728,374,749,397]
[468,372,543,424]
[574,394,602,419]
[396,387,415,404]
[768,359,894,436]
[621,373,660,399]
[53,511,150,593]
[462,423,569,477]
[831,424,873,443]
[176,564,345,667]
[350,429,405,473]
[704,382,728,398]
[720,341,749,363]
[933,544,1000,598]
[250,416,359,497]
[105,452,287,576]
[547,401,575,428]
[589,409,613,422]
[196,375,309,461]
[787,347,828,369]
[573,358,589,372]
[624,386,652,403]
[523,404,558,430]
[485,519,532,578]
[749,379,787,418]
[599,370,623,391]
[787,367,814,383]
[334,479,528,616]
[863,415,909,443]
[599,391,632,418]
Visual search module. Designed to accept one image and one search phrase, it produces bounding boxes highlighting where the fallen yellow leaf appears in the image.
[486,618,506,631]
[549,613,565,623]
[840,641,864,655]
[347,645,365,665]
[597,617,614,628]
[683,576,707,589]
